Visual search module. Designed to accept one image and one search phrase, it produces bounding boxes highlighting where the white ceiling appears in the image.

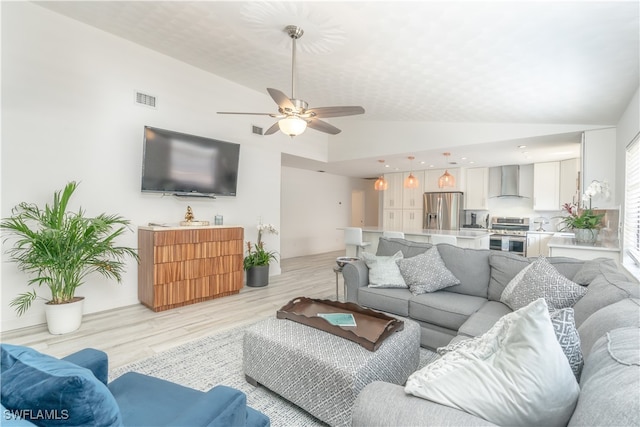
[35,1,639,177]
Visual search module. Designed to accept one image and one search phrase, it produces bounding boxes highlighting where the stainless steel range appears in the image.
[489,217,530,256]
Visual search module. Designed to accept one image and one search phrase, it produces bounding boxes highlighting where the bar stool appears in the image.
[344,227,371,257]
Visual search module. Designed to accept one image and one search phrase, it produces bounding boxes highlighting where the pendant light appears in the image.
[404,156,420,189]
[374,160,388,191]
[438,152,456,188]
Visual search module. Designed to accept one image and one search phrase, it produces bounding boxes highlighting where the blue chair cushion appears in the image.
[0,344,122,427]
[109,373,253,427]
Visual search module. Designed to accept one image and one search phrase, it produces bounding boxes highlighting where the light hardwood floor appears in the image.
[1,251,343,370]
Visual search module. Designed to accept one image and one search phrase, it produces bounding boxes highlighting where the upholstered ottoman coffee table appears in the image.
[243,316,420,426]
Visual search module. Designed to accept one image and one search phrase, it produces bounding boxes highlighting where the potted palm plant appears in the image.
[0,181,138,334]
[244,222,278,287]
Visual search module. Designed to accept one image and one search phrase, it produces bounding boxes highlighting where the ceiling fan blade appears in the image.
[264,122,280,135]
[307,118,341,135]
[267,88,295,110]
[305,106,365,118]
[217,112,274,116]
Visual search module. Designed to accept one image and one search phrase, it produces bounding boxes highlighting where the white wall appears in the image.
[616,87,640,205]
[582,128,618,208]
[0,3,330,331]
[280,166,371,258]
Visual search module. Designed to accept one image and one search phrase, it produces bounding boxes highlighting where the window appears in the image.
[623,133,640,280]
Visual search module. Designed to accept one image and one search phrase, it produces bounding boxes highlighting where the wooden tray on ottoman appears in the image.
[276,296,404,351]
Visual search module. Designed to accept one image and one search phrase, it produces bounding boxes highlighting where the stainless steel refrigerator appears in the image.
[423,192,464,230]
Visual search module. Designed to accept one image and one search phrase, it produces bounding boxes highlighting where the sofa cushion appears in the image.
[437,244,491,298]
[457,301,513,338]
[488,253,584,302]
[0,344,122,427]
[577,298,640,358]
[410,292,486,331]
[405,299,580,427]
[501,256,586,311]
[488,252,531,301]
[568,327,640,427]
[362,251,407,288]
[572,257,619,285]
[397,247,460,295]
[376,237,432,258]
[572,269,640,327]
[358,287,412,316]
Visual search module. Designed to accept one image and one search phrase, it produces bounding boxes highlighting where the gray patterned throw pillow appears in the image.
[550,308,583,381]
[397,247,460,295]
[362,251,407,288]
[502,256,587,311]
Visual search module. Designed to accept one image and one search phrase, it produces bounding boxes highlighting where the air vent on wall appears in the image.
[135,91,157,109]
[252,125,263,135]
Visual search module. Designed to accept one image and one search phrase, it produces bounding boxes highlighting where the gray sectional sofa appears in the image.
[342,237,640,426]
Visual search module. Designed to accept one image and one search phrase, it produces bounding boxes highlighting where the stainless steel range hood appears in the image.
[495,165,524,198]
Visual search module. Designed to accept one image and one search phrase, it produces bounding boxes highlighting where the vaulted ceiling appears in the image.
[36,1,639,176]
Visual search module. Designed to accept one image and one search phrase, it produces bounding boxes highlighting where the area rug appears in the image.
[110,318,439,426]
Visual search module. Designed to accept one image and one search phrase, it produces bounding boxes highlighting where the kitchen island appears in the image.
[548,236,621,264]
[359,228,490,255]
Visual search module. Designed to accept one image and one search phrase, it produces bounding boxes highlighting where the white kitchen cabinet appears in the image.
[402,171,425,209]
[526,232,553,257]
[560,158,580,206]
[382,209,403,230]
[382,173,404,209]
[464,167,489,210]
[533,162,560,211]
[424,168,463,193]
[402,209,424,231]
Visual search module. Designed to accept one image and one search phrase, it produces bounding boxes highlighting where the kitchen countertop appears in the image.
[547,236,620,252]
[362,227,490,240]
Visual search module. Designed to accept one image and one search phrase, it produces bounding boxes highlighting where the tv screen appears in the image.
[141,126,240,197]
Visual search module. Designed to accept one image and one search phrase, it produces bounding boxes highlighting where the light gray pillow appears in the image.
[397,247,460,295]
[362,251,407,288]
[550,308,583,381]
[502,256,587,311]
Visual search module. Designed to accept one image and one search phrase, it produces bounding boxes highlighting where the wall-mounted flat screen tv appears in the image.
[141,126,240,197]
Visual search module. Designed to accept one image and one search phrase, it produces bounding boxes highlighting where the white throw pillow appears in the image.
[361,251,407,288]
[501,256,587,311]
[405,298,580,427]
[396,247,460,295]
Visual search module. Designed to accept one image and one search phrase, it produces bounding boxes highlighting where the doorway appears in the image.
[351,190,365,227]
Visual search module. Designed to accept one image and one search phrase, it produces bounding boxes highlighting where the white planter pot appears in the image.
[44,297,85,335]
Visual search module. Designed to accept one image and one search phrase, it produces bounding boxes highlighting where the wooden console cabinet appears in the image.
[138,226,244,312]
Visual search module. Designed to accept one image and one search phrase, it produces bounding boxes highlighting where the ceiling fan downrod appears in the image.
[285,25,304,101]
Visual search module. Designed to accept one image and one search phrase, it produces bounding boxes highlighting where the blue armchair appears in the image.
[1,344,270,427]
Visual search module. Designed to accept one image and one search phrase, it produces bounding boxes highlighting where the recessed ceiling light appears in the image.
[384,164,390,168]
[518,145,527,149]
[420,161,425,164]
[429,164,435,168]
[461,157,467,160]
[469,161,475,164]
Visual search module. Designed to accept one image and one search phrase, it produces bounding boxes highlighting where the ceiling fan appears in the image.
[217,25,365,137]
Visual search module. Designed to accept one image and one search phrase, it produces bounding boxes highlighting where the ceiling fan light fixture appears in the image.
[278,116,307,137]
